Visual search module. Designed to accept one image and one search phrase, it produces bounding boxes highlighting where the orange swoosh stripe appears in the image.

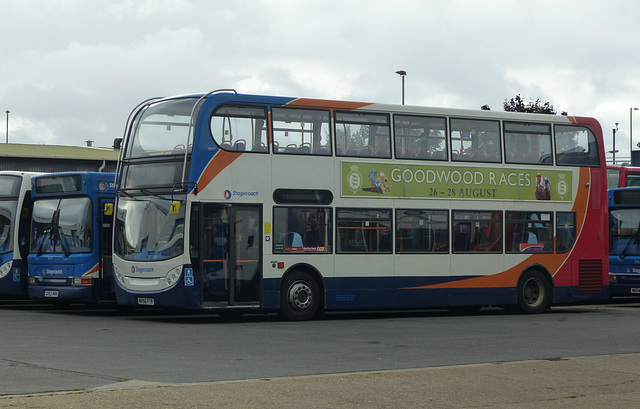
[286,98,373,110]
[197,150,242,193]
[82,263,100,277]
[404,167,590,290]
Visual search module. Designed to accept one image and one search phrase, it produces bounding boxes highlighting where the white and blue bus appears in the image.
[28,172,116,304]
[112,90,609,320]
[0,171,43,298]
[608,187,640,296]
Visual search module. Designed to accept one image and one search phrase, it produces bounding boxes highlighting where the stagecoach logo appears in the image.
[99,183,106,191]
[224,190,232,200]
[131,266,154,274]
[557,174,568,200]
[42,268,63,275]
[348,165,362,194]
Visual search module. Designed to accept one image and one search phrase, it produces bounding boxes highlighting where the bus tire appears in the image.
[517,270,552,314]
[279,271,321,321]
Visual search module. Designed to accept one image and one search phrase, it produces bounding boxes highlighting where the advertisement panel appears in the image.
[342,162,572,201]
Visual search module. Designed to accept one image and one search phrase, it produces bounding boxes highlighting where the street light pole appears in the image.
[631,107,639,163]
[611,123,619,165]
[395,70,406,105]
[5,110,9,144]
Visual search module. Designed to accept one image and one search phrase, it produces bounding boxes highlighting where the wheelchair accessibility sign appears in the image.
[184,268,194,286]
[13,268,20,283]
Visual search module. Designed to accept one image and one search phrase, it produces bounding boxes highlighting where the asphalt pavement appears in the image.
[1,353,639,408]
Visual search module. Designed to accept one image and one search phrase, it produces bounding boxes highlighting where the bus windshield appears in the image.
[610,208,640,257]
[114,196,185,261]
[30,197,93,255]
[127,98,199,158]
[0,200,17,255]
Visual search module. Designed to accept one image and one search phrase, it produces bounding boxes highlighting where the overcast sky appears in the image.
[1,0,639,162]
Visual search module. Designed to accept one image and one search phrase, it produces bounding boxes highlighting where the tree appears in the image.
[503,94,557,114]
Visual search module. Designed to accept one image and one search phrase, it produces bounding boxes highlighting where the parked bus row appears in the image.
[0,171,115,304]
[0,90,616,319]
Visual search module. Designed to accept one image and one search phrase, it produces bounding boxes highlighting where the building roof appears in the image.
[0,143,121,161]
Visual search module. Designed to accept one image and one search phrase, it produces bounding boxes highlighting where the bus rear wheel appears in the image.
[279,271,321,321]
[517,270,552,314]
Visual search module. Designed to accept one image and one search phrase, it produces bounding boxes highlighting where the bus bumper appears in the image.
[28,277,104,304]
[113,273,203,310]
[609,273,640,297]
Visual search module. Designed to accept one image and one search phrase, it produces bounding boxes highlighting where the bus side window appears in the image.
[554,126,600,166]
[273,207,332,253]
[335,112,391,158]
[336,208,391,253]
[211,105,268,152]
[272,108,331,156]
[450,118,501,163]
[505,211,553,253]
[452,211,502,253]
[556,212,576,253]
[396,209,448,253]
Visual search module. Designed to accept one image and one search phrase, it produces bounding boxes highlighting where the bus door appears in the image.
[100,200,114,297]
[200,204,261,306]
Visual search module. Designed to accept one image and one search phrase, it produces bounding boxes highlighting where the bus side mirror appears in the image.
[104,203,114,216]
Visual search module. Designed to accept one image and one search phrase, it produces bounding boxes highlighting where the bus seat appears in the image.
[316,147,329,156]
[232,141,246,151]
[431,150,445,160]
[472,150,487,161]
[298,145,311,154]
[359,146,374,157]
[417,148,431,159]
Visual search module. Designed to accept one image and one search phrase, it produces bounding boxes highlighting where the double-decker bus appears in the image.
[607,165,640,188]
[608,187,640,296]
[112,90,609,320]
[27,172,116,304]
[0,171,43,298]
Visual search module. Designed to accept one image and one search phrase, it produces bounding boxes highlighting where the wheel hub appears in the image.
[289,282,312,310]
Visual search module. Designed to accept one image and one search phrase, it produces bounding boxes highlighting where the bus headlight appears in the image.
[0,261,13,279]
[114,265,125,285]
[165,266,182,287]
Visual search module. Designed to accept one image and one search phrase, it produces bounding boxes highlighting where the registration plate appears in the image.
[137,297,155,306]
[44,290,59,298]
[631,288,640,294]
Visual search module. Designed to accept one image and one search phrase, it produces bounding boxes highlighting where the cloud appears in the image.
[0,0,639,160]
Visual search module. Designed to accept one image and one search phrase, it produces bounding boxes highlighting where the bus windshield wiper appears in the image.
[46,207,71,258]
[55,225,71,257]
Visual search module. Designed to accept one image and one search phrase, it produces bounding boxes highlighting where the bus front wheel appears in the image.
[279,271,321,321]
[517,270,552,314]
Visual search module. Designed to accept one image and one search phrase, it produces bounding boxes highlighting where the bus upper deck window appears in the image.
[211,105,268,153]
